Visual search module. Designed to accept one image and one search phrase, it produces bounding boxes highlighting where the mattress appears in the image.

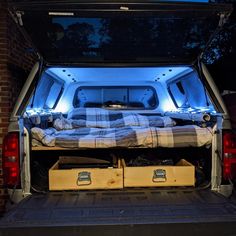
[31,108,213,149]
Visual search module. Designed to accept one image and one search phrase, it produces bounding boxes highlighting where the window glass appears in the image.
[21,8,221,63]
[45,82,63,109]
[27,73,63,110]
[168,72,212,110]
[74,86,158,109]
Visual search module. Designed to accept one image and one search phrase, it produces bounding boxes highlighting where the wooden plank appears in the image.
[59,156,110,165]
[121,158,126,168]
[176,159,193,166]
[32,146,145,151]
[49,161,123,190]
[123,159,195,187]
[32,146,73,151]
[50,161,59,170]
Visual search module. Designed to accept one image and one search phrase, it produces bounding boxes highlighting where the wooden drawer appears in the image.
[122,159,195,187]
[49,158,123,190]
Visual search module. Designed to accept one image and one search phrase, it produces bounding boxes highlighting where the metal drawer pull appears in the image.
[152,169,166,182]
[77,171,92,186]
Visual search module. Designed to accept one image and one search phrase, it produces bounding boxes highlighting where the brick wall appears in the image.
[0,1,36,214]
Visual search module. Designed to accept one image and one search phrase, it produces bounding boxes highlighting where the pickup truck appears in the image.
[1,1,236,235]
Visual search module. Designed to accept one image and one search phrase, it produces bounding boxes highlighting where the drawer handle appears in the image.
[152,169,166,183]
[77,171,92,186]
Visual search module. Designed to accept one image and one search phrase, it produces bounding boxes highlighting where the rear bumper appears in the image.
[1,222,236,236]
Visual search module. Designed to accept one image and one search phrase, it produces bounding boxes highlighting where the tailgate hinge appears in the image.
[218,12,231,27]
[10,11,24,26]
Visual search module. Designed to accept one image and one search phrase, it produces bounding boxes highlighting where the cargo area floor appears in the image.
[1,188,236,235]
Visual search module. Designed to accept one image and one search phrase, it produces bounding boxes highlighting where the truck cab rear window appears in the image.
[73,86,158,109]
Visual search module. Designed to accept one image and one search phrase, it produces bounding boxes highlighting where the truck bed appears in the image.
[1,188,236,236]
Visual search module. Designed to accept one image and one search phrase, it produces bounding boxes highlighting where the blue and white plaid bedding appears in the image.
[31,108,213,148]
[54,108,176,130]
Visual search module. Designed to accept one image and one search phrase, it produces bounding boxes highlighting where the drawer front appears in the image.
[49,168,123,190]
[124,166,194,187]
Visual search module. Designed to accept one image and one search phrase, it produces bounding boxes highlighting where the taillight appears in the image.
[223,131,236,180]
[2,132,20,188]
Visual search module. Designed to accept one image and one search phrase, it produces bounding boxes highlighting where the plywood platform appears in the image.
[32,146,72,151]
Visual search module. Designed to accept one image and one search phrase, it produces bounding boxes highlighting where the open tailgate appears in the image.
[1,189,236,235]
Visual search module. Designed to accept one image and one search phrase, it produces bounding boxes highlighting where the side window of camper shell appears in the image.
[29,73,64,110]
[167,72,212,110]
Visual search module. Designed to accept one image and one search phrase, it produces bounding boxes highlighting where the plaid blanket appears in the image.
[31,125,213,148]
[54,108,176,130]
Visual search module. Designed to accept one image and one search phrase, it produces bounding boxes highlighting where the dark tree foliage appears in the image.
[202,2,236,65]
[98,17,216,61]
[202,20,236,64]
